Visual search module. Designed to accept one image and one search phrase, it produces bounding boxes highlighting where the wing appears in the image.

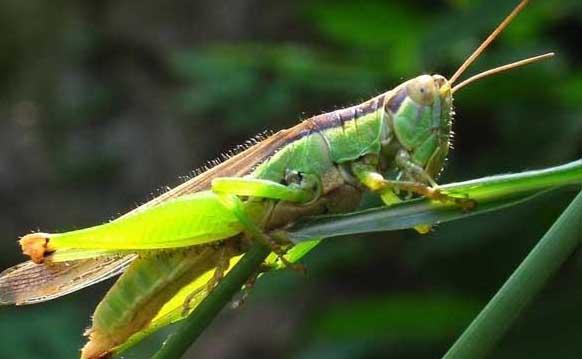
[1,123,310,304]
[126,125,309,211]
[0,256,136,305]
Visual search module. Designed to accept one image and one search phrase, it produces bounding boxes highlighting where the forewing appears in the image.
[2,127,302,305]
[0,256,135,305]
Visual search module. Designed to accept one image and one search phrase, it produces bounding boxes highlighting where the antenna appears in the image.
[449,0,529,84]
[452,52,554,93]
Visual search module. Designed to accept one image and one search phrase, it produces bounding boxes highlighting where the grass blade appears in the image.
[443,190,582,359]
[283,160,582,242]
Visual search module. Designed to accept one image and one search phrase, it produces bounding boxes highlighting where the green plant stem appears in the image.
[152,243,270,359]
[443,190,582,359]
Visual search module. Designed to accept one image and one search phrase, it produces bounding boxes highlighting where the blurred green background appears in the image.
[0,0,581,358]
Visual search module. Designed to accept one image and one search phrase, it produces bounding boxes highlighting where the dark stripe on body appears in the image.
[385,87,407,113]
[309,94,385,137]
[263,94,388,159]
[324,95,384,136]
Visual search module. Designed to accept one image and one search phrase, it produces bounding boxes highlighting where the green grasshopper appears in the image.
[0,1,554,358]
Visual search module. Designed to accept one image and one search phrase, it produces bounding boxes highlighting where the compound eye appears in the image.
[406,75,436,106]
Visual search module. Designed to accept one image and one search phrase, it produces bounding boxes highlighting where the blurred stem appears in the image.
[443,190,582,359]
[152,243,270,359]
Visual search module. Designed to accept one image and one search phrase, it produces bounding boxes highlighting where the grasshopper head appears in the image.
[384,74,453,179]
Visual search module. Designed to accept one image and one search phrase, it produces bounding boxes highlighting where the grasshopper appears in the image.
[0,1,553,358]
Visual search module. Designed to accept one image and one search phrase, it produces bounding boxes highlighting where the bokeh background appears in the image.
[0,0,581,358]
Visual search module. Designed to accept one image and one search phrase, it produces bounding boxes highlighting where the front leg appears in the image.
[352,162,453,203]
[395,153,475,210]
[352,162,474,233]
[395,150,438,186]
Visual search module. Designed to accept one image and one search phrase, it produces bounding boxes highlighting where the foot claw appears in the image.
[287,262,307,274]
[275,251,306,274]
[428,188,476,211]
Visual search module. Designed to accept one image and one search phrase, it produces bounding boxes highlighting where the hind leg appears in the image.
[211,176,317,272]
